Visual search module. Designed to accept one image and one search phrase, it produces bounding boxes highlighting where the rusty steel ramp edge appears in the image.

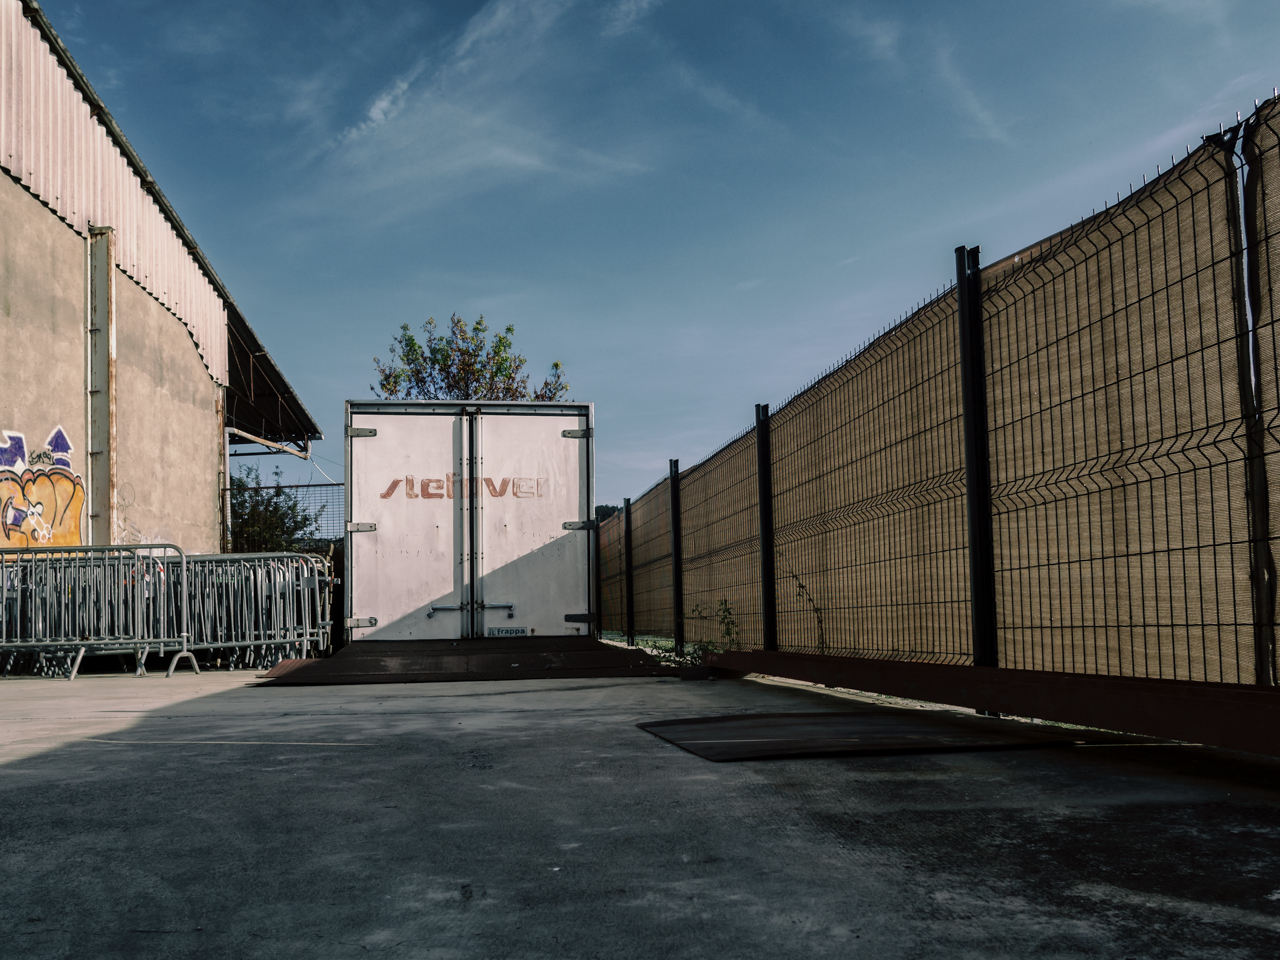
[260,638,678,685]
[639,708,1151,762]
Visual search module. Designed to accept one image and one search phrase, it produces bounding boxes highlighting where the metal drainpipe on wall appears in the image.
[82,232,92,543]
[88,226,117,547]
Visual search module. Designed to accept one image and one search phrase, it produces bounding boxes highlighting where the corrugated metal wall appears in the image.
[0,0,228,383]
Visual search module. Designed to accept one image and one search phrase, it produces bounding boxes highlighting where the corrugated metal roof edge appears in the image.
[20,0,322,442]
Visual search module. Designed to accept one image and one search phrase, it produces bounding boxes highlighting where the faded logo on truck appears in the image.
[379,475,549,500]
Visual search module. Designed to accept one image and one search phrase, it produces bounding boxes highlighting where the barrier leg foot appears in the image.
[135,646,149,677]
[166,651,200,677]
[67,646,86,681]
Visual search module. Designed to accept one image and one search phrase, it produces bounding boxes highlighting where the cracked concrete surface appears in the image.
[1,672,1278,958]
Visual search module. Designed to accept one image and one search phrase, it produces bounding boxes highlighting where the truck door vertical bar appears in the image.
[344,401,354,645]
[755,403,779,651]
[467,409,479,639]
[669,459,685,654]
[623,497,635,646]
[593,521,602,639]
[956,245,999,668]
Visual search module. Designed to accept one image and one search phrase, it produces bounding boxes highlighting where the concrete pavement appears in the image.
[1,671,1278,959]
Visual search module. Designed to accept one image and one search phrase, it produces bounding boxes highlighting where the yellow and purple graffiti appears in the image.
[0,427,85,547]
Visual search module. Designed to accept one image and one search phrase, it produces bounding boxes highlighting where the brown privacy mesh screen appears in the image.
[679,429,761,650]
[598,511,626,634]
[768,294,971,661]
[597,114,1277,685]
[1245,98,1280,687]
[629,478,675,637]
[983,138,1254,682]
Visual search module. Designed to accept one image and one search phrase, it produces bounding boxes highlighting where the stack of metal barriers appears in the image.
[0,545,332,679]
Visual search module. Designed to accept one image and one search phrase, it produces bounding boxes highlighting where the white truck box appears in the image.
[343,400,595,641]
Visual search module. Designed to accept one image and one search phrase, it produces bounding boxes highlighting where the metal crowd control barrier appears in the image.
[1,544,187,679]
[0,545,331,679]
[180,553,331,667]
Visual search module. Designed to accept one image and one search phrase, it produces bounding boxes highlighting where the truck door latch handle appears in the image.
[427,603,468,618]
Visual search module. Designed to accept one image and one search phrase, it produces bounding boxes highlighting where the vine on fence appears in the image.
[788,570,826,653]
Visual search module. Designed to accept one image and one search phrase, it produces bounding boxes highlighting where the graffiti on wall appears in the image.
[0,427,85,546]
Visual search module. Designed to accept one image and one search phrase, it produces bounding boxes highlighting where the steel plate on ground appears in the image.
[638,708,1146,761]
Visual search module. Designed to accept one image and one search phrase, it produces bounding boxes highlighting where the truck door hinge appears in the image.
[345,617,378,628]
[346,426,377,438]
[564,613,594,623]
[562,520,595,531]
[561,428,592,439]
[347,522,376,532]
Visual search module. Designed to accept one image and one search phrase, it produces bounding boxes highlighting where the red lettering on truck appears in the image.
[388,476,547,499]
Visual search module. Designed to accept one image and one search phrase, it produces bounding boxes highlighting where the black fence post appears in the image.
[669,459,685,655]
[756,403,779,652]
[623,497,635,647]
[957,245,999,669]
[1237,123,1276,686]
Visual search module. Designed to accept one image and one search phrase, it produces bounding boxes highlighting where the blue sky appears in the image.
[40,0,1280,504]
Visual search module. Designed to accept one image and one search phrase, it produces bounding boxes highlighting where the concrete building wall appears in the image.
[0,166,224,553]
[0,170,88,546]
[115,268,222,553]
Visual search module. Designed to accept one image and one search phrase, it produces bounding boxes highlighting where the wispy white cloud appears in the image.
[936,45,1012,144]
[339,60,428,143]
[671,63,782,132]
[603,0,665,36]
[840,9,901,62]
[162,12,248,58]
[302,0,793,226]
[307,0,651,223]
[1111,0,1234,47]
[1112,0,1231,26]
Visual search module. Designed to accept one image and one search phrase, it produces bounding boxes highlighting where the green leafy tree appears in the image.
[230,465,326,552]
[373,314,568,401]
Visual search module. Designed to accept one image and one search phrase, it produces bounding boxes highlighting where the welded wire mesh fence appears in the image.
[680,429,760,651]
[600,98,1280,686]
[223,482,344,553]
[985,136,1255,683]
[599,507,626,634]
[630,478,674,638]
[1245,99,1280,687]
[769,293,972,662]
